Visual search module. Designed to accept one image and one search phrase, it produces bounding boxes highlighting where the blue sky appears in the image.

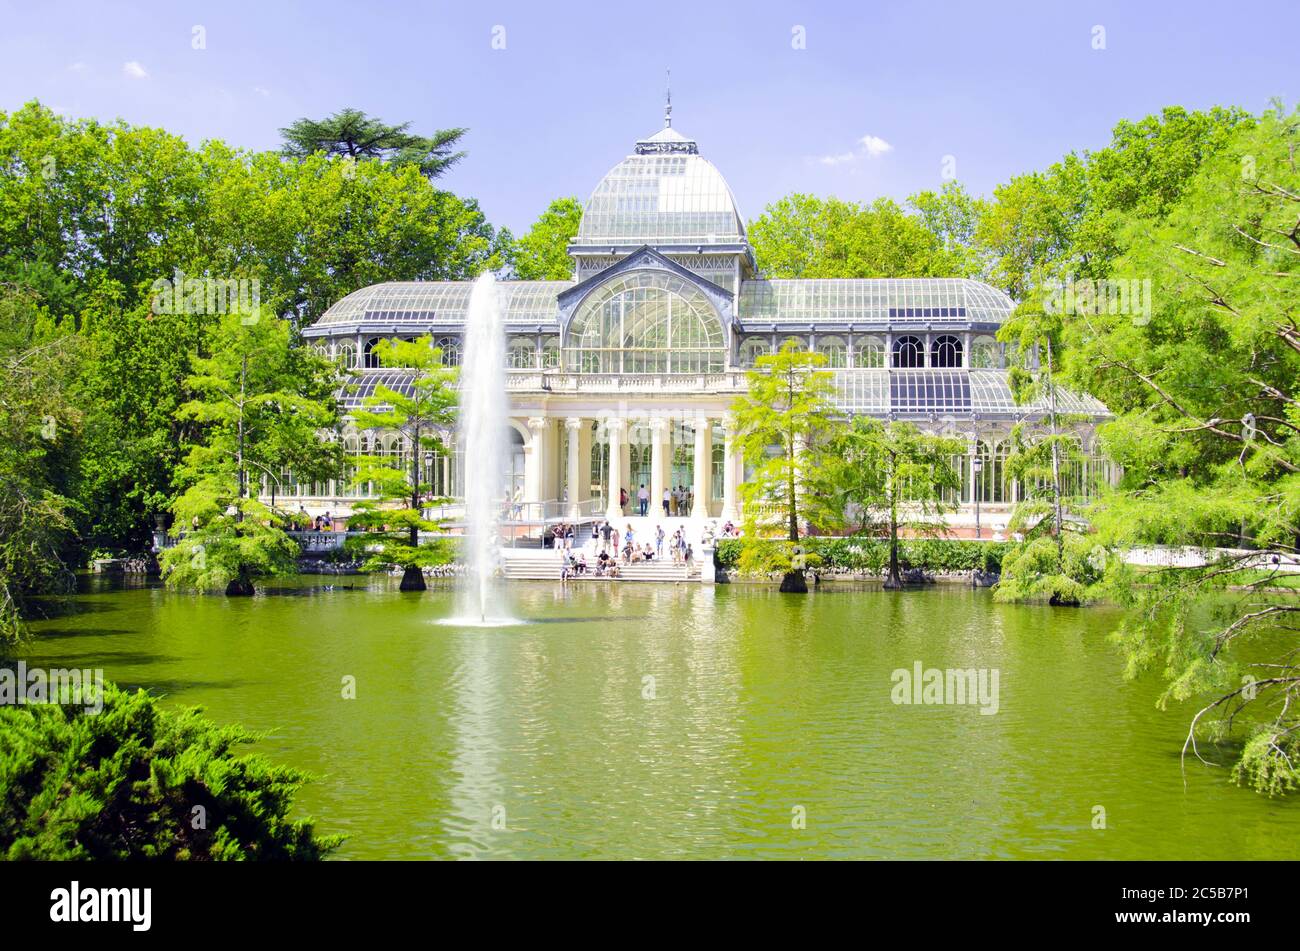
[1,0,1295,234]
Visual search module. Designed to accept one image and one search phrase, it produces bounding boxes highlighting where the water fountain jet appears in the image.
[446,272,519,627]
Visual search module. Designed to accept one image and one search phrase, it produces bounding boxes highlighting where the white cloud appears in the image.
[67,62,88,73]
[810,134,895,168]
[122,61,149,80]
[252,86,271,98]
[859,134,893,157]
[817,151,856,166]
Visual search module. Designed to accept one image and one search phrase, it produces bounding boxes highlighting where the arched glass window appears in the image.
[853,336,885,368]
[817,335,848,368]
[931,334,963,368]
[434,336,461,367]
[506,336,536,369]
[971,335,998,369]
[540,335,561,369]
[739,338,770,367]
[893,335,924,368]
[565,270,724,374]
[336,342,356,369]
[363,337,382,369]
[781,335,808,353]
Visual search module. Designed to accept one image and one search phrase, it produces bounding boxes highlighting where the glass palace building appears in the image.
[300,120,1113,531]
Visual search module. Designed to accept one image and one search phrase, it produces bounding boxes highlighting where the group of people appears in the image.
[295,507,335,531]
[627,484,695,517]
[558,519,698,580]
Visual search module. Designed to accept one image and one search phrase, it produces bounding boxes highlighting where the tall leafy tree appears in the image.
[280,108,467,179]
[731,342,840,592]
[825,419,964,589]
[345,337,458,592]
[0,287,80,647]
[1066,104,1300,794]
[748,193,973,279]
[511,197,582,279]
[160,310,340,596]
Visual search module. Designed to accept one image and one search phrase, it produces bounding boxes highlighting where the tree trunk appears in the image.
[225,569,255,597]
[883,458,904,589]
[399,565,426,591]
[1046,339,1064,565]
[884,523,904,589]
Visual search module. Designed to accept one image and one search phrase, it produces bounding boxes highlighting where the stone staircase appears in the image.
[498,546,700,583]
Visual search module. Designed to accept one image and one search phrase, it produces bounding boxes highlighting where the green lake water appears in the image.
[18,576,1300,860]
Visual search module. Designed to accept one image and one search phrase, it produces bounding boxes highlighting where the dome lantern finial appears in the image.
[665,68,672,128]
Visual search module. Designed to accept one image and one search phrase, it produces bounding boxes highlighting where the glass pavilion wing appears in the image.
[739,278,1014,324]
[833,369,1109,420]
[313,281,571,328]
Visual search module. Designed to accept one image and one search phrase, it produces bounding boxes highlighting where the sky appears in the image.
[0,0,1295,235]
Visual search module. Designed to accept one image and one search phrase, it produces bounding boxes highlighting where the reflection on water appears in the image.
[19,576,1300,860]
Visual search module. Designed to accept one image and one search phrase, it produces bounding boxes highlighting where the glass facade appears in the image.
[566,271,724,374]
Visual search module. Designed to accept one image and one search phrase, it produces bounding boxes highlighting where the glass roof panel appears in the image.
[740,279,1014,324]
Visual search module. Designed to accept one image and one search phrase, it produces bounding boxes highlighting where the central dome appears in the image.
[573,127,746,247]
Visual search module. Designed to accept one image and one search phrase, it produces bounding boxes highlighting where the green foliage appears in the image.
[993,533,1109,605]
[511,197,582,279]
[976,105,1251,297]
[159,310,339,592]
[0,681,340,859]
[0,287,80,648]
[344,337,458,572]
[731,342,841,542]
[716,537,1011,576]
[0,100,509,555]
[749,191,982,279]
[1064,103,1300,794]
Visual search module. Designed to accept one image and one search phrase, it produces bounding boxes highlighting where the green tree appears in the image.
[976,106,1251,298]
[511,197,582,279]
[0,287,80,647]
[0,682,341,859]
[1066,104,1300,794]
[825,418,964,589]
[0,101,511,557]
[160,310,340,596]
[280,107,467,179]
[345,337,458,591]
[731,341,840,592]
[749,193,966,279]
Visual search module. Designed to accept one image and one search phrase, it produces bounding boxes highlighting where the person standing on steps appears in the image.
[637,483,649,517]
[655,525,665,559]
[662,487,670,516]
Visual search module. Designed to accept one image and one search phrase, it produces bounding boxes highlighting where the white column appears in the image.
[691,416,712,519]
[565,417,583,518]
[525,416,547,508]
[720,418,739,521]
[605,417,625,520]
[650,418,668,519]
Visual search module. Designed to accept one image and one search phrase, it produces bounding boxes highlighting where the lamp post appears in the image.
[972,452,983,540]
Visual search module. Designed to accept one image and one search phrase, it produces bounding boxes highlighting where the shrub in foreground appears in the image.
[0,681,341,860]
